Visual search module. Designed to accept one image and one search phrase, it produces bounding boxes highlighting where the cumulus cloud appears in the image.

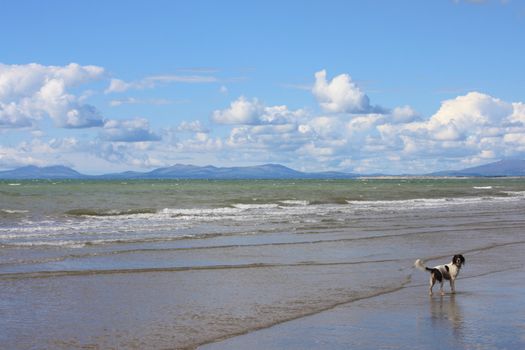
[312,70,383,114]
[212,96,264,124]
[0,63,105,128]
[390,105,420,124]
[101,118,161,142]
[0,103,33,128]
[4,64,525,175]
[428,92,512,135]
[421,92,519,144]
[213,87,525,174]
[372,92,525,171]
[212,96,305,125]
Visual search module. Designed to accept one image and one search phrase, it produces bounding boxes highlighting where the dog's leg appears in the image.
[440,281,445,296]
[429,275,435,296]
[450,279,455,294]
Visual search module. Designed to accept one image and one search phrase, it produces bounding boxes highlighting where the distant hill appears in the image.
[428,159,525,177]
[2,160,524,180]
[0,165,87,180]
[101,163,358,180]
[0,164,358,180]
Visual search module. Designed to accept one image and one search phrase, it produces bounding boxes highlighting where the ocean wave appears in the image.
[232,203,280,210]
[60,191,525,221]
[0,231,231,248]
[502,191,525,198]
[160,207,241,216]
[65,208,157,217]
[1,209,29,214]
[3,191,525,248]
[0,258,406,280]
[345,191,525,210]
[279,200,310,206]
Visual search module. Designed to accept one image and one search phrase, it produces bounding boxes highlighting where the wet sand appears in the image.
[201,262,525,350]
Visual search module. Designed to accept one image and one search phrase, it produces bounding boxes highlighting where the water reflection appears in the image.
[430,294,464,339]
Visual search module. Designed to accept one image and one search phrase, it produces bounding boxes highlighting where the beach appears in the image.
[201,254,525,350]
[1,179,525,349]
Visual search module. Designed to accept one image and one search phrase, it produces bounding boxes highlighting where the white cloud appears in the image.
[390,105,420,124]
[0,102,33,128]
[101,118,161,142]
[0,144,47,169]
[0,63,105,128]
[0,137,83,170]
[428,92,512,133]
[369,92,525,171]
[177,120,210,133]
[4,64,525,175]
[104,74,218,94]
[212,96,305,125]
[109,97,173,107]
[508,102,525,124]
[312,70,382,114]
[105,79,136,94]
[213,89,525,173]
[212,96,264,124]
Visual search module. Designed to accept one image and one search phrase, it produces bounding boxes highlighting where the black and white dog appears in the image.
[415,254,465,295]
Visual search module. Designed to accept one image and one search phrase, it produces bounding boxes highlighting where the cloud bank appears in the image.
[2,65,525,174]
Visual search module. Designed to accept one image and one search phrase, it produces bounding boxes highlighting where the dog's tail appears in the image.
[414,259,443,282]
[414,259,428,271]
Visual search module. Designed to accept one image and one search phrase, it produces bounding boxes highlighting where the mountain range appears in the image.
[428,159,525,177]
[0,160,524,180]
[0,164,358,180]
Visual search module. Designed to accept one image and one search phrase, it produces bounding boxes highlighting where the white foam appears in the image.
[232,203,280,210]
[502,191,525,197]
[3,191,525,247]
[7,240,88,248]
[1,209,29,214]
[279,200,309,206]
[344,193,525,211]
[161,207,240,215]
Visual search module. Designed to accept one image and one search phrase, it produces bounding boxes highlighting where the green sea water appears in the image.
[2,178,525,217]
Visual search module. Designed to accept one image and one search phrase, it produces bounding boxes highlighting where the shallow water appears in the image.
[1,179,525,349]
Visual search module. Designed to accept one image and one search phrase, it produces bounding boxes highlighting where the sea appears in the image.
[1,178,525,349]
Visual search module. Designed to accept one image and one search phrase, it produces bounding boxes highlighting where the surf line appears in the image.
[194,276,412,350]
[0,259,403,280]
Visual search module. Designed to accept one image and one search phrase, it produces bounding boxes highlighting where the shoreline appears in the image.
[200,266,525,350]
[2,179,525,349]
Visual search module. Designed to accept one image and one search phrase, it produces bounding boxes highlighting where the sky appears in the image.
[1,0,524,175]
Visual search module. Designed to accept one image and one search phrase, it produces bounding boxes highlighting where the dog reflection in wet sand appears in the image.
[415,255,465,296]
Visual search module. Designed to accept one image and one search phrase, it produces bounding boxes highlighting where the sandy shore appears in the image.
[201,267,525,350]
[3,182,525,349]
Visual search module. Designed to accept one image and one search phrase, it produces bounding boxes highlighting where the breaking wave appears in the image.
[65,208,157,217]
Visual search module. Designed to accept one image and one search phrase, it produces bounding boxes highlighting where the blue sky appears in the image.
[1,0,524,174]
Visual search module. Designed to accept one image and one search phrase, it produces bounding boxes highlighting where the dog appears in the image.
[414,254,465,296]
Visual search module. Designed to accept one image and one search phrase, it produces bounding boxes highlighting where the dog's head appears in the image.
[453,254,465,268]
